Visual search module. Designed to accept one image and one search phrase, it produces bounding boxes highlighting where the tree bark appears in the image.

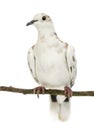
[0,86,94,96]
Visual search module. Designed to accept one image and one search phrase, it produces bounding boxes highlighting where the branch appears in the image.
[0,86,94,96]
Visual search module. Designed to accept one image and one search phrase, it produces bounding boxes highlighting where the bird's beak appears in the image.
[26,20,38,26]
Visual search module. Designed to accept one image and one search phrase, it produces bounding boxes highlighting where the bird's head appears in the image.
[26,13,55,34]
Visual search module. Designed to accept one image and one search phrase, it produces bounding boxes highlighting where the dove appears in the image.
[26,13,77,121]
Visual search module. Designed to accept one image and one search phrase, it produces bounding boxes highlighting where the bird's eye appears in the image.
[42,16,46,21]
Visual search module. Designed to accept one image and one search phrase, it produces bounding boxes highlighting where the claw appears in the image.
[33,86,45,98]
[64,86,72,98]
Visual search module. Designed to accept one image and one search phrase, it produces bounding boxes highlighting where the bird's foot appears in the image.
[64,86,72,98]
[33,86,45,98]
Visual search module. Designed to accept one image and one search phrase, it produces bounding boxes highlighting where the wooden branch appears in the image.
[0,86,94,96]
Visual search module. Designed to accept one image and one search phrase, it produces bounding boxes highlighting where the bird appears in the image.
[26,13,77,121]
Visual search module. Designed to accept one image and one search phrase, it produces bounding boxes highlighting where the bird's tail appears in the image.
[50,95,59,119]
[50,95,70,121]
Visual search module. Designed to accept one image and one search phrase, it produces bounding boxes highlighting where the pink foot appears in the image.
[33,86,45,98]
[64,86,72,98]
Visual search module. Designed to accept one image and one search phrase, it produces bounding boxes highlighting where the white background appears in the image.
[0,0,94,129]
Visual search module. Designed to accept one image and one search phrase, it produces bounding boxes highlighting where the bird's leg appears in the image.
[64,86,73,98]
[33,86,45,98]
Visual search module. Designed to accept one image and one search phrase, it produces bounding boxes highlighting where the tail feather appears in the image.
[50,95,59,118]
[58,99,70,121]
[50,95,70,121]
[50,95,57,102]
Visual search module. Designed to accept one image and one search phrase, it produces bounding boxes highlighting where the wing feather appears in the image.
[27,46,39,83]
[65,44,77,86]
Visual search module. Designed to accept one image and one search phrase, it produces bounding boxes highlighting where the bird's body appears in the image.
[27,13,77,121]
[28,37,71,89]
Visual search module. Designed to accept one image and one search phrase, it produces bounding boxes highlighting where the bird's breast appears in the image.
[34,45,70,87]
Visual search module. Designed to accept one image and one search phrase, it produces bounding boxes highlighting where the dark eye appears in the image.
[42,16,46,20]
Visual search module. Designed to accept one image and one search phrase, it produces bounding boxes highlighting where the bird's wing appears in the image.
[27,45,39,83]
[65,44,77,86]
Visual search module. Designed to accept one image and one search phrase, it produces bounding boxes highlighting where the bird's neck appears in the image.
[37,26,56,41]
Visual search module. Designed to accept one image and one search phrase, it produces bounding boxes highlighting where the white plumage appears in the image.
[27,13,77,121]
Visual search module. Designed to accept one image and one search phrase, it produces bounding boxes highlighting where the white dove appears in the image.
[26,13,77,121]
